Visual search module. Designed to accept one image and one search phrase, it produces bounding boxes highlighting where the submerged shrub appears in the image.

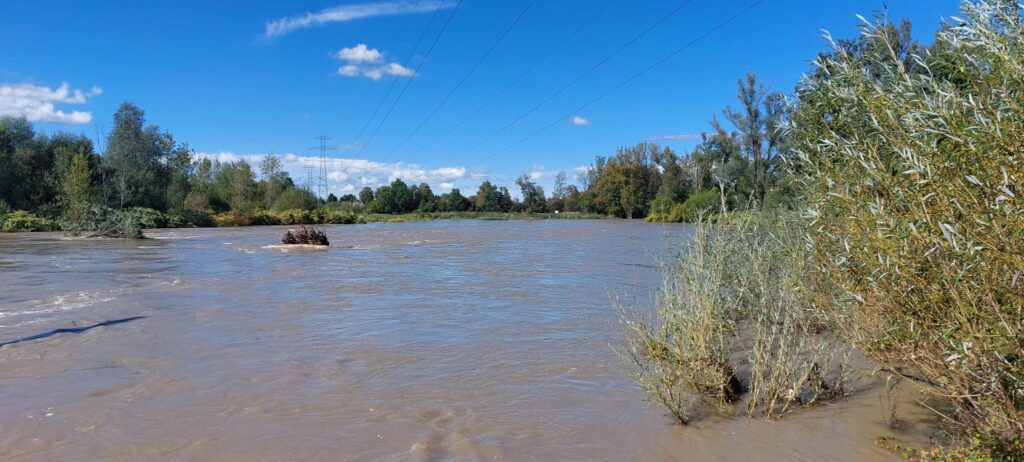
[790,2,1023,455]
[2,210,57,232]
[323,210,363,224]
[61,204,144,238]
[248,210,282,226]
[166,210,213,228]
[274,209,317,225]
[622,213,846,423]
[124,207,167,229]
[211,212,252,227]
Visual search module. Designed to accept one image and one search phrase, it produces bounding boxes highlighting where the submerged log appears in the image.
[281,225,329,246]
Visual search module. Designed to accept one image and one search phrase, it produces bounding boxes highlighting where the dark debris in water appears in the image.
[281,226,329,246]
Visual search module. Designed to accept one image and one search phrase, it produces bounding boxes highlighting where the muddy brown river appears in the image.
[0,220,934,461]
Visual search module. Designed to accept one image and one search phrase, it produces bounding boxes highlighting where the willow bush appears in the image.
[789,2,1023,455]
[622,213,847,423]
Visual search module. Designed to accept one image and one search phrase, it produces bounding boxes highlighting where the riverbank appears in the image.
[0,207,612,233]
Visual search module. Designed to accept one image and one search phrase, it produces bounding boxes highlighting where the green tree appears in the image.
[515,175,547,213]
[473,180,501,212]
[166,143,194,212]
[258,153,286,210]
[723,74,786,206]
[413,182,435,211]
[272,187,318,211]
[184,158,213,211]
[102,102,170,209]
[438,188,471,212]
[358,186,374,204]
[389,179,414,213]
[60,150,93,226]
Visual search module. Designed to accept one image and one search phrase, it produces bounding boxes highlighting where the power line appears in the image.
[349,14,416,123]
[389,0,615,166]
[438,0,695,166]
[468,0,766,169]
[328,0,456,191]
[377,0,537,164]
[347,3,448,149]
[351,0,465,160]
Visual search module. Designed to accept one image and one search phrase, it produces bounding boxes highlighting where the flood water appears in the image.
[0,220,932,461]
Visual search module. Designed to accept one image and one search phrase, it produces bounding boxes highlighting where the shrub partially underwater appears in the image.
[621,213,848,424]
[61,204,146,239]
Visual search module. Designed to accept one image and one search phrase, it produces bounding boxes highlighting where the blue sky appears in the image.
[1,0,958,196]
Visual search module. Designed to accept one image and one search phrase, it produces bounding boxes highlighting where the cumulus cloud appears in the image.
[196,151,470,196]
[524,164,553,181]
[336,43,383,63]
[338,65,361,77]
[334,44,415,80]
[265,1,451,38]
[571,115,589,126]
[0,82,101,124]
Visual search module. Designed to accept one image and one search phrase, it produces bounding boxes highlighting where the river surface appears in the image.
[0,220,932,461]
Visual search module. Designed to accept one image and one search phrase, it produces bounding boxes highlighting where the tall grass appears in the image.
[622,212,847,423]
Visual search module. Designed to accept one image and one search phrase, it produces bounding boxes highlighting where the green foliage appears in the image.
[2,210,57,232]
[622,213,846,424]
[647,189,721,223]
[515,175,548,213]
[358,186,374,204]
[166,210,213,228]
[103,102,172,209]
[790,3,1023,456]
[59,150,93,227]
[124,207,168,228]
[273,209,318,225]
[165,143,194,212]
[272,187,318,211]
[60,204,144,238]
[323,209,365,224]
[211,212,252,227]
[437,188,472,212]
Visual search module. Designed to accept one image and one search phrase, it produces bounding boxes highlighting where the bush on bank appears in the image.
[789,3,1023,456]
[1,210,58,232]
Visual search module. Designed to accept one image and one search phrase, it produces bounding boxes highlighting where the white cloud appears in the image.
[196,151,470,196]
[527,164,550,180]
[338,65,360,77]
[383,62,414,77]
[571,115,589,126]
[335,45,416,80]
[362,68,384,80]
[336,44,383,63]
[265,1,451,38]
[0,82,102,124]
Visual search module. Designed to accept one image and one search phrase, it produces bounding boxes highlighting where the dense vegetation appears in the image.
[0,69,794,233]
[626,2,1022,460]
[0,102,662,235]
[0,107,610,234]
